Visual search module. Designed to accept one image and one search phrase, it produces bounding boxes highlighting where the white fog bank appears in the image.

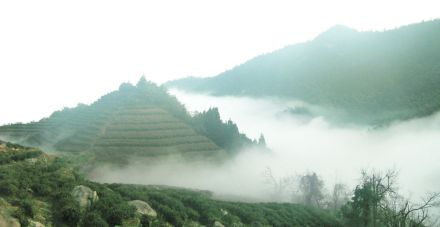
[170,90,440,198]
[92,90,440,205]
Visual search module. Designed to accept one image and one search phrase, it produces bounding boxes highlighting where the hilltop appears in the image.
[0,78,262,166]
[166,20,440,125]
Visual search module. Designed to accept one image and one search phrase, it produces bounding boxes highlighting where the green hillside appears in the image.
[0,141,341,227]
[0,78,260,166]
[166,20,440,125]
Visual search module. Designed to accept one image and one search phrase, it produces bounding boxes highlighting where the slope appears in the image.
[166,20,440,125]
[0,141,341,227]
[0,78,259,165]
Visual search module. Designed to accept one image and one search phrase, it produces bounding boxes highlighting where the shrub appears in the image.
[13,209,29,227]
[140,214,151,227]
[60,205,81,227]
[31,181,52,196]
[0,182,18,196]
[81,211,109,227]
[20,199,34,218]
[94,193,136,226]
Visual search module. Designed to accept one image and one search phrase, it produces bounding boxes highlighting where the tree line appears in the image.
[264,167,440,226]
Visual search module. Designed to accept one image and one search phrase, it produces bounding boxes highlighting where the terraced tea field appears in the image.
[0,82,228,164]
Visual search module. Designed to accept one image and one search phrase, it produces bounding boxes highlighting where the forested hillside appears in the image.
[0,141,340,227]
[167,20,440,125]
[0,78,261,166]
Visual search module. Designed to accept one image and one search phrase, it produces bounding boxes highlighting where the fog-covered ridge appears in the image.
[166,20,440,125]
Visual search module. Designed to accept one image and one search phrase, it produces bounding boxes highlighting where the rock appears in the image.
[220,208,228,216]
[0,213,20,227]
[0,198,20,227]
[71,185,99,210]
[26,158,38,164]
[184,221,205,227]
[213,221,225,227]
[128,200,157,218]
[29,220,45,227]
[0,143,6,152]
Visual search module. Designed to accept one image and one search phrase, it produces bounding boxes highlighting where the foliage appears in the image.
[0,142,340,226]
[0,144,100,226]
[3,142,438,226]
[192,108,262,153]
[92,190,136,226]
[0,148,41,164]
[81,211,109,227]
[110,184,341,227]
[19,199,35,218]
[13,208,30,227]
[341,170,439,227]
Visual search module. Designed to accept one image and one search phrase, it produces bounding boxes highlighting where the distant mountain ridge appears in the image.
[166,20,440,125]
[0,78,260,165]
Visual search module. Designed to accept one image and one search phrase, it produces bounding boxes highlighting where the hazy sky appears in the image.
[0,0,439,124]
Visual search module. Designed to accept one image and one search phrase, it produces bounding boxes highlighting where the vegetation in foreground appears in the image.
[0,141,339,227]
[1,141,438,227]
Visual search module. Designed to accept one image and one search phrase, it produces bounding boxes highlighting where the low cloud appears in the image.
[90,90,440,204]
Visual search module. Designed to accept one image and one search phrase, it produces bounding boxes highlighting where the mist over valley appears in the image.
[1,15,440,226]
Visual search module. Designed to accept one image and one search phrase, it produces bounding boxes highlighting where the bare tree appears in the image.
[384,192,440,226]
[329,183,350,210]
[263,167,294,201]
[343,169,440,227]
[361,169,399,227]
[298,172,324,208]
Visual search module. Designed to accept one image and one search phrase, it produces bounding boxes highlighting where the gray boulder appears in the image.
[213,221,225,227]
[29,220,45,227]
[128,200,157,218]
[71,185,99,210]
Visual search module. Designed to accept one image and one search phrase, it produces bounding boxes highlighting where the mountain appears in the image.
[0,78,261,166]
[166,20,440,125]
[0,141,341,226]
